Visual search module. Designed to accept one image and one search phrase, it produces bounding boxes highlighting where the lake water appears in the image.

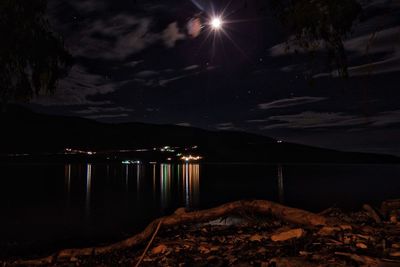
[0,162,399,257]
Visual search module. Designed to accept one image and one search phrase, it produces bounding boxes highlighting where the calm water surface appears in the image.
[0,162,399,255]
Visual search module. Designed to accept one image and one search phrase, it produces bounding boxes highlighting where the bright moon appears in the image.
[211,18,222,29]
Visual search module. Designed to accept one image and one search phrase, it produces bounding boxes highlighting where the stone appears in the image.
[151,244,168,254]
[271,228,305,242]
[249,234,263,242]
[356,243,368,249]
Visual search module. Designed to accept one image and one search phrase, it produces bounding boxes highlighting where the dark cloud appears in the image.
[370,110,400,127]
[69,0,106,13]
[255,110,400,130]
[262,112,367,129]
[162,22,186,48]
[84,113,130,120]
[176,122,192,127]
[135,71,159,79]
[183,65,200,71]
[257,97,327,110]
[68,15,157,60]
[74,106,134,115]
[215,122,239,131]
[133,65,206,88]
[124,60,144,68]
[32,65,117,106]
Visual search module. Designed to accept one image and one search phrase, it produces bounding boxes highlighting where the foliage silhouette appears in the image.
[0,0,72,107]
[269,0,362,78]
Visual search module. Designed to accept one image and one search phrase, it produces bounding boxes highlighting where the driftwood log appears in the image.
[11,200,328,266]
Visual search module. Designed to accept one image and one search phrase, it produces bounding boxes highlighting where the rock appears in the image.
[390,251,400,257]
[361,226,375,234]
[363,204,382,224]
[174,208,186,215]
[206,256,217,261]
[151,244,168,254]
[270,257,320,267]
[249,234,263,242]
[257,247,267,254]
[381,199,400,217]
[227,255,237,264]
[271,228,305,242]
[356,243,368,249]
[355,234,373,240]
[339,225,352,231]
[389,212,398,224]
[392,244,400,249]
[317,226,340,236]
[199,245,210,254]
[232,263,252,267]
[210,246,220,252]
[217,236,226,243]
[343,235,352,244]
[299,251,312,256]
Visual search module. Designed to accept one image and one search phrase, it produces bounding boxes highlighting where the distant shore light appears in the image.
[181,155,202,162]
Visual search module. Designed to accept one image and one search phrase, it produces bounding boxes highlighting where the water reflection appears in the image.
[136,164,141,197]
[86,164,92,219]
[64,164,71,208]
[152,164,156,198]
[183,163,200,208]
[7,162,400,247]
[160,164,172,209]
[62,163,288,216]
[159,163,200,210]
[125,165,129,188]
[277,164,285,203]
[63,163,201,217]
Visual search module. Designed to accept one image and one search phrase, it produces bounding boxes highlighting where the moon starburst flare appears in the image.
[211,17,222,30]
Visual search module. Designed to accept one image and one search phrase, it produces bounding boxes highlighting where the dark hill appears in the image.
[0,106,398,163]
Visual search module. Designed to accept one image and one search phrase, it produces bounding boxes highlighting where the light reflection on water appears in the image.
[158,163,200,210]
[62,163,284,221]
[125,165,129,188]
[64,164,71,208]
[160,163,171,210]
[62,163,205,220]
[183,163,200,208]
[277,164,284,203]
[1,162,399,251]
[136,164,141,197]
[86,164,92,220]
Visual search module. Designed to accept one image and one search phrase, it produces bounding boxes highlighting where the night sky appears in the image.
[29,0,400,156]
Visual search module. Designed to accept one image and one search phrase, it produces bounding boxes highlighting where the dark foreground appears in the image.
[132,208,400,267]
[3,199,400,267]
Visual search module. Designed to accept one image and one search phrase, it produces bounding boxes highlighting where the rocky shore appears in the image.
[3,199,400,267]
